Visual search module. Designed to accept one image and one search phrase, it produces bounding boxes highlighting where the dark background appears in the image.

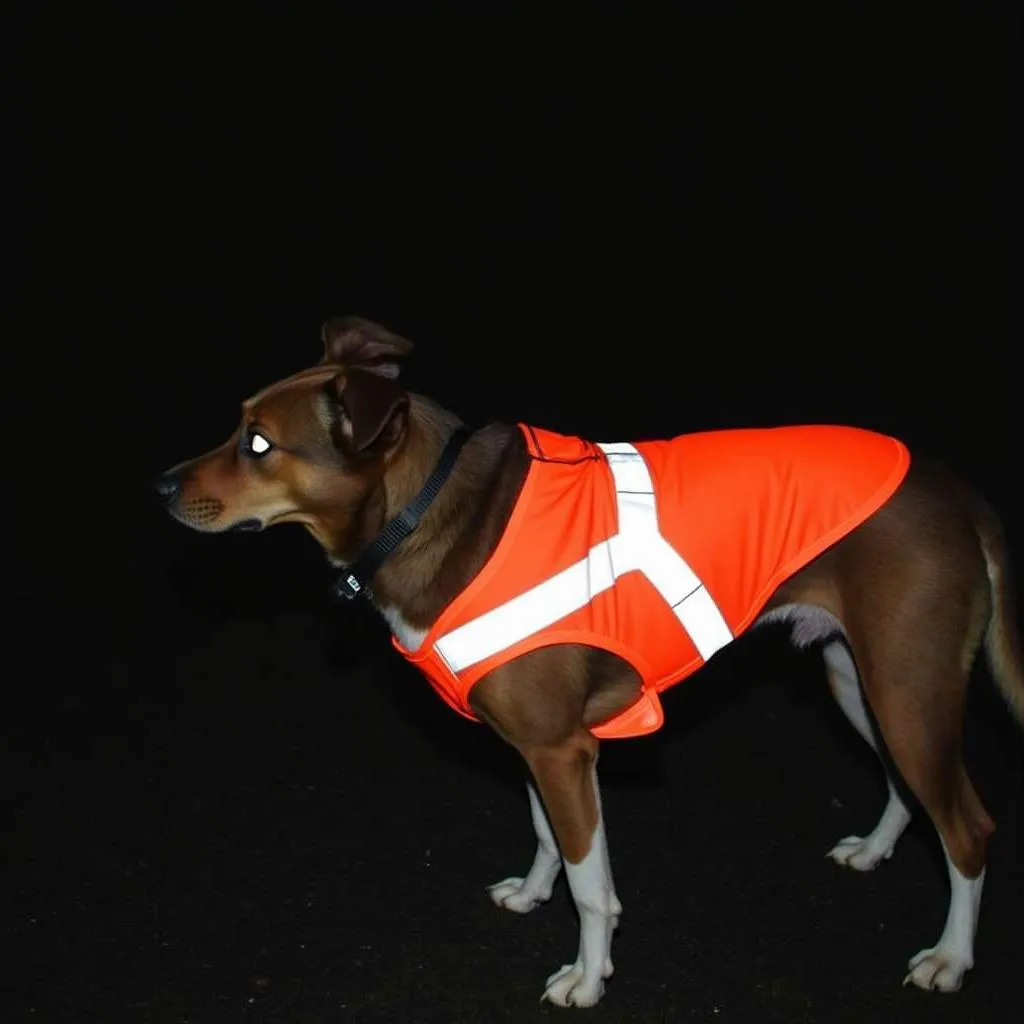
[6,10,1021,1023]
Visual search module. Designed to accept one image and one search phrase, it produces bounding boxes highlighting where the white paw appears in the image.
[542,960,612,1008]
[827,833,895,871]
[487,876,552,914]
[903,947,972,992]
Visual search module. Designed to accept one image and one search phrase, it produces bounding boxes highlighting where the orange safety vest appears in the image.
[395,424,910,739]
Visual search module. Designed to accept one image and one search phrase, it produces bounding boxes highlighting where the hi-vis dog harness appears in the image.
[395,424,911,739]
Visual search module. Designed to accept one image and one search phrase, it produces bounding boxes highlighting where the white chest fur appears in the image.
[379,605,428,652]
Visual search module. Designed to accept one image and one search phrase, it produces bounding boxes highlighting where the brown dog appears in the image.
[157,317,1023,1008]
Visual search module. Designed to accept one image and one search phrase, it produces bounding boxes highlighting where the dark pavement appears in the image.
[5,547,1023,1021]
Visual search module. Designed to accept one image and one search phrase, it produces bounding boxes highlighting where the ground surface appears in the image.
[5,544,1023,1024]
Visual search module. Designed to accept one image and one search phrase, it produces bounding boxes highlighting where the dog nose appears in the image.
[153,471,183,505]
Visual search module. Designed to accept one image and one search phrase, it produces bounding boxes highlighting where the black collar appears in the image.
[329,426,473,601]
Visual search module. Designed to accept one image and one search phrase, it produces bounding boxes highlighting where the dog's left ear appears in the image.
[325,369,410,455]
[320,316,414,379]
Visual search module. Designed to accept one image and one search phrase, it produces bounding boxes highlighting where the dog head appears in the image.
[154,317,414,560]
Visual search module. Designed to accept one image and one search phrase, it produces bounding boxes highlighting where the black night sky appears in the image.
[7,11,1022,1022]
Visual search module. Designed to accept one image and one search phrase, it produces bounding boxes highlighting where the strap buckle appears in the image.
[330,572,364,601]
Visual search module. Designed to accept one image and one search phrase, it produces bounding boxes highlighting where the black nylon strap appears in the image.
[329,426,473,601]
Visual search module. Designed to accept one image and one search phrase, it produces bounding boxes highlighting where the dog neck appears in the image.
[359,394,529,643]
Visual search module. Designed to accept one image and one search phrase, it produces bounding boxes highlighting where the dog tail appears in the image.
[973,495,1024,727]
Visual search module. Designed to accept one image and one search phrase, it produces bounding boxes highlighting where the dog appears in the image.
[156,316,1023,1008]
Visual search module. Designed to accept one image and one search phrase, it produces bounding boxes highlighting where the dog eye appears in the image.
[243,430,273,457]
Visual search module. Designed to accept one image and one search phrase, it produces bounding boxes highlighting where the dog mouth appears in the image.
[228,517,264,533]
[167,493,268,534]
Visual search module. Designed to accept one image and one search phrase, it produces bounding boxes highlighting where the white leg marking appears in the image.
[904,841,984,992]
[488,783,562,913]
[542,765,621,1009]
[822,640,912,870]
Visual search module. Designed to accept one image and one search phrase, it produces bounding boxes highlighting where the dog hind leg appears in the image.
[823,639,913,870]
[847,585,994,992]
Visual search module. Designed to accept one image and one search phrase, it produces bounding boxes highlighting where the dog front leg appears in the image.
[524,733,621,1008]
[488,782,562,912]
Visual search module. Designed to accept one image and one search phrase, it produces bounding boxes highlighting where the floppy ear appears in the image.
[325,369,410,455]
[320,316,414,379]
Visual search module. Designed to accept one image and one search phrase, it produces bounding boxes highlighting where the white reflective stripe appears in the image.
[436,539,617,673]
[603,451,654,494]
[434,441,733,673]
[672,585,734,659]
[600,444,733,661]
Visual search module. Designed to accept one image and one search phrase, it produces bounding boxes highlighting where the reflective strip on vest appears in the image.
[433,442,734,674]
